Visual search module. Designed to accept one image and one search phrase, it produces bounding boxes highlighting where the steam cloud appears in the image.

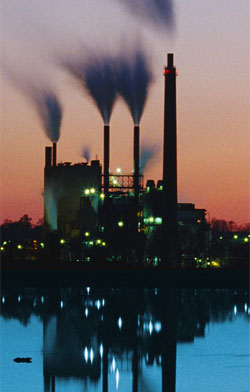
[116,49,153,125]
[117,0,174,30]
[62,53,118,125]
[82,146,90,162]
[140,143,159,173]
[44,187,57,230]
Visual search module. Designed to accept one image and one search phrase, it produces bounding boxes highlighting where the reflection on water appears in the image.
[1,288,249,392]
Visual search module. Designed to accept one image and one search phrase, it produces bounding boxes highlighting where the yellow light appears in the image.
[3,241,7,245]
[0,247,4,251]
[90,188,95,194]
[113,179,118,185]
[219,236,223,240]
[149,217,154,223]
[84,189,90,195]
[17,244,23,249]
[197,219,201,223]
[244,238,249,242]
[100,193,105,200]
[116,168,122,174]
[102,242,106,246]
[118,221,124,227]
[233,235,238,239]
[60,239,65,244]
[85,232,90,237]
[96,239,101,244]
[211,261,220,267]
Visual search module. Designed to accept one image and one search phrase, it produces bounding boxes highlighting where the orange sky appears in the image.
[1,0,249,225]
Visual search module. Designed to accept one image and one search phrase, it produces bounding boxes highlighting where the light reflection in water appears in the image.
[100,343,103,358]
[0,287,249,392]
[116,368,120,390]
[84,347,88,362]
[118,317,123,329]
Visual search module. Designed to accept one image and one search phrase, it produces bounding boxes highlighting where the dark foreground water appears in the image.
[1,287,249,392]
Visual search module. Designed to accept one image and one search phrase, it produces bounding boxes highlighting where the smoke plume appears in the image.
[82,146,90,162]
[117,0,174,30]
[116,49,153,125]
[140,143,159,173]
[4,69,62,142]
[62,53,118,125]
[33,89,62,142]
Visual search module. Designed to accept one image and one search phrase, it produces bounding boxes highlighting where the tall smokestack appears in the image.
[162,53,179,268]
[104,125,110,195]
[133,125,140,203]
[45,146,52,168]
[52,142,57,167]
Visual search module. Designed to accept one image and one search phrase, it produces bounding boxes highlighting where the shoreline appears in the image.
[1,264,249,289]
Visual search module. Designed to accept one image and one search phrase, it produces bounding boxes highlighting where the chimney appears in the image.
[52,142,57,167]
[103,125,110,195]
[162,53,179,267]
[45,146,52,168]
[133,124,140,200]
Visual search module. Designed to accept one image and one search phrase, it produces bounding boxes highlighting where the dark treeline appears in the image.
[210,218,250,233]
[1,215,43,242]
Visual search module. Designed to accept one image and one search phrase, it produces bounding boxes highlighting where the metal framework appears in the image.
[101,174,143,194]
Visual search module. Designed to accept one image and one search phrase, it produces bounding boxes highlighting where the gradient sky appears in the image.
[1,0,249,225]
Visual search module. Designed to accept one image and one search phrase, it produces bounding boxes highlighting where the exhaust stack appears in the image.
[52,142,57,167]
[133,125,140,201]
[103,125,110,195]
[162,53,179,267]
[45,146,52,168]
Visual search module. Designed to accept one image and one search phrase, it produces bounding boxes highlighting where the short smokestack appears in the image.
[45,146,52,168]
[103,125,110,195]
[133,125,140,201]
[52,142,57,167]
[162,53,179,267]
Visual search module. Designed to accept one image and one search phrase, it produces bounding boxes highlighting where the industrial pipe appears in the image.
[104,125,110,195]
[52,142,57,167]
[133,124,140,201]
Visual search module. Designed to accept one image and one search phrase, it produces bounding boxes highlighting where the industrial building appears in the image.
[43,54,211,263]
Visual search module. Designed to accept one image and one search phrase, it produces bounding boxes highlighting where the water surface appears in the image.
[1,288,249,391]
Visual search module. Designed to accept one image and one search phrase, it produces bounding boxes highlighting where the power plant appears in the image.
[43,54,210,264]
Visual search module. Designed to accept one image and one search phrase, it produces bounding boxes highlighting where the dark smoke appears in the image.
[62,53,118,125]
[116,49,153,125]
[117,0,174,30]
[140,143,159,173]
[4,69,62,142]
[33,90,62,142]
[82,146,90,162]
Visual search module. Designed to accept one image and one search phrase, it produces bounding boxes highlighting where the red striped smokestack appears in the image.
[104,125,110,195]
[133,124,140,202]
[162,53,179,268]
[52,142,57,167]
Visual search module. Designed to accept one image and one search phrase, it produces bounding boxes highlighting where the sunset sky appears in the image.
[1,0,249,225]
